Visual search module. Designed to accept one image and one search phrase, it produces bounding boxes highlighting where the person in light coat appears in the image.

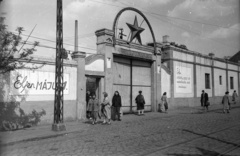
[232,90,238,105]
[222,91,230,113]
[101,92,111,125]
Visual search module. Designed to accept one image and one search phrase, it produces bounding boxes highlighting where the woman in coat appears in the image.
[87,95,93,119]
[112,91,122,121]
[232,90,238,105]
[88,93,99,125]
[135,91,145,116]
[222,91,230,113]
[201,90,209,112]
[101,92,111,125]
[161,92,168,113]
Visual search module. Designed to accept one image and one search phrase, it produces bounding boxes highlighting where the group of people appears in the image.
[85,89,238,125]
[86,90,148,125]
[201,90,238,113]
[86,91,117,125]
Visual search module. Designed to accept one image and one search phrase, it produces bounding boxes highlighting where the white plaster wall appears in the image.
[201,57,211,65]
[228,64,238,71]
[214,68,227,96]
[196,65,212,97]
[228,71,238,94]
[196,56,211,66]
[174,61,194,98]
[161,68,171,98]
[173,51,194,62]
[195,56,201,63]
[10,64,77,101]
[85,59,104,72]
[214,61,226,69]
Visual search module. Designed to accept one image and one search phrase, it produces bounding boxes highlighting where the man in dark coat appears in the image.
[201,90,209,111]
[135,91,145,116]
[86,91,91,118]
[112,91,122,121]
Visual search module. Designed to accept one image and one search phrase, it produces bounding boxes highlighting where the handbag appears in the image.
[164,102,168,109]
[206,101,210,106]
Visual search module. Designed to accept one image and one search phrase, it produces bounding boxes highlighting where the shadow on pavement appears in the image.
[182,129,240,147]
[167,147,234,156]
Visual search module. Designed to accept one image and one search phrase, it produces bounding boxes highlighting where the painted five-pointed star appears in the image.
[126,16,145,45]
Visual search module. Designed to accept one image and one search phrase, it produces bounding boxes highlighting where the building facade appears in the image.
[1,7,239,124]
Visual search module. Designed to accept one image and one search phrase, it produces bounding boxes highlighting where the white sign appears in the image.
[107,57,111,68]
[175,66,192,93]
[11,70,69,95]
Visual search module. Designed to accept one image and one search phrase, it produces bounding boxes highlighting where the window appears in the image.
[219,76,222,85]
[230,77,234,89]
[205,73,210,89]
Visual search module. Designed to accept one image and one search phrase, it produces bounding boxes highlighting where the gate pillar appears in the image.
[72,51,86,120]
[95,29,114,99]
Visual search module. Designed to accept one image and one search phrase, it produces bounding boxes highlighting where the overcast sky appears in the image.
[1,0,239,59]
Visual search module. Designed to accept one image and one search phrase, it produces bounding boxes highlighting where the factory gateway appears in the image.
[2,7,239,123]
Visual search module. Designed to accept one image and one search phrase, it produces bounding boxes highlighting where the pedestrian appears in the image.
[135,91,145,116]
[200,90,209,112]
[88,93,99,125]
[161,92,168,113]
[112,91,122,121]
[222,91,230,113]
[87,95,93,119]
[232,90,238,105]
[86,91,91,118]
[101,92,111,125]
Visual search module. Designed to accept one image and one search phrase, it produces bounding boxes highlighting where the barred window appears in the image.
[219,76,222,85]
[230,77,234,89]
[205,73,210,89]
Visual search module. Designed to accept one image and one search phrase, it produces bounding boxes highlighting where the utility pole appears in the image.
[52,0,66,131]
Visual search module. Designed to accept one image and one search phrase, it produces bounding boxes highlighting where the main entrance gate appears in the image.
[93,7,162,114]
[113,56,152,113]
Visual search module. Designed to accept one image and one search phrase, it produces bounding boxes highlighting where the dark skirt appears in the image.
[137,103,144,110]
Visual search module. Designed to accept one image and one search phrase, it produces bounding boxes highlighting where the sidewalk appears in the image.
[0,103,239,146]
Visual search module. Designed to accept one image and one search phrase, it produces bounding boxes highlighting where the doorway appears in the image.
[86,76,101,99]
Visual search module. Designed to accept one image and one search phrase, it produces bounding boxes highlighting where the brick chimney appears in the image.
[163,35,169,44]
[209,53,215,58]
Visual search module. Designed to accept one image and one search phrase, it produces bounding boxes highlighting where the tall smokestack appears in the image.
[74,20,78,52]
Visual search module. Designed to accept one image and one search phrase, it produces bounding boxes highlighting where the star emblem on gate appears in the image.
[126,16,145,45]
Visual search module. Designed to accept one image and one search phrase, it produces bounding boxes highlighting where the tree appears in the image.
[0,17,40,73]
[0,17,46,131]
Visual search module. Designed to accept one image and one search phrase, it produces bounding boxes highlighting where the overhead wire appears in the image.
[89,0,239,51]
[91,0,240,31]
[21,40,96,55]
[11,32,96,53]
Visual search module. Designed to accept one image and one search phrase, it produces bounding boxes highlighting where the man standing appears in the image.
[86,91,91,118]
[135,91,145,116]
[112,91,122,121]
[201,90,209,112]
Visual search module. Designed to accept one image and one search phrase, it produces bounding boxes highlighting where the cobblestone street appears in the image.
[1,105,240,156]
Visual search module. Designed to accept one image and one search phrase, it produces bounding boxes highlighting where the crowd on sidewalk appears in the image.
[85,89,239,125]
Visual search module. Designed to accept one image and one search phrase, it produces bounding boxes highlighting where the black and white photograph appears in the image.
[0,0,240,155]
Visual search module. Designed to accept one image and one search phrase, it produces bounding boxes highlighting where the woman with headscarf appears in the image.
[222,91,230,113]
[135,90,145,116]
[232,90,238,105]
[101,92,111,124]
[161,92,168,113]
[112,91,122,121]
[88,93,99,125]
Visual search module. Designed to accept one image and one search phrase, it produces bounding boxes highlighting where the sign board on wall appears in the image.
[10,70,69,95]
[175,66,192,93]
